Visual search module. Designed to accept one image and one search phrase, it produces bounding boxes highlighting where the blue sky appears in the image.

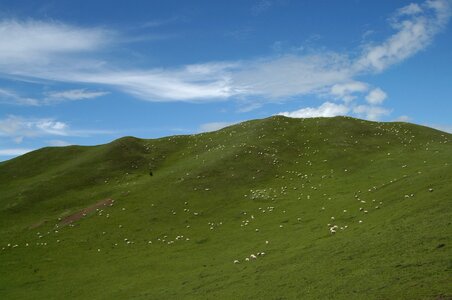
[0,0,451,160]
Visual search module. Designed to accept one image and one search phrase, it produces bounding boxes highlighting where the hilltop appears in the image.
[0,116,451,299]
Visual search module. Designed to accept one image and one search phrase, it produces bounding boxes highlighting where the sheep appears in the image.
[250,254,257,259]
[233,260,240,264]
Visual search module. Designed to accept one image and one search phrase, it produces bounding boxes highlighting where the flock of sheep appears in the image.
[1,118,448,269]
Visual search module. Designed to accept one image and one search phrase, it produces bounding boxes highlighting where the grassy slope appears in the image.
[0,116,451,299]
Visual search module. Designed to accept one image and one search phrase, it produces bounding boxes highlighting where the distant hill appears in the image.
[0,116,451,299]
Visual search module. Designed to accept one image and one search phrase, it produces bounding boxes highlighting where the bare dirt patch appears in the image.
[29,220,48,230]
[59,198,114,226]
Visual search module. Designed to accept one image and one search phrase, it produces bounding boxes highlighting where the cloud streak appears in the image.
[0,88,40,106]
[198,121,239,132]
[0,115,69,137]
[0,115,115,140]
[44,89,109,104]
[0,19,111,70]
[0,148,34,156]
[0,0,449,104]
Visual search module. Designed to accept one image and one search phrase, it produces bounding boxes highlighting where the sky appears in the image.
[0,0,451,161]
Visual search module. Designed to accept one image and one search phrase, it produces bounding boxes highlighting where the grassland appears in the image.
[0,116,451,299]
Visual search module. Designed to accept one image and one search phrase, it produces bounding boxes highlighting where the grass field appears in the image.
[0,116,451,299]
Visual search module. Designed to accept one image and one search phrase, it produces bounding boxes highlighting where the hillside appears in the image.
[0,116,451,299]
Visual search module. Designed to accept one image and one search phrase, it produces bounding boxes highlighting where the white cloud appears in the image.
[428,124,452,133]
[279,101,394,121]
[0,115,114,139]
[0,115,69,137]
[44,89,109,103]
[397,3,423,16]
[0,87,108,106]
[236,102,263,113]
[0,19,111,69]
[231,54,353,99]
[356,0,451,72]
[394,115,411,122]
[353,105,392,121]
[0,0,449,103]
[0,148,33,156]
[365,88,387,105]
[330,81,369,102]
[48,140,72,146]
[199,121,238,132]
[0,88,40,106]
[278,102,350,118]
[13,136,24,144]
[67,66,237,101]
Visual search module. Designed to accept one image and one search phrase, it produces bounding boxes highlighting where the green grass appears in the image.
[0,116,451,299]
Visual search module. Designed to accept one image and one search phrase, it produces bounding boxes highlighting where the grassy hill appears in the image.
[0,116,451,299]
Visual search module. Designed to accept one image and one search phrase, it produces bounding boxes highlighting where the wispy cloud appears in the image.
[47,139,72,146]
[397,3,423,16]
[365,88,387,105]
[394,115,411,122]
[236,102,263,113]
[353,105,392,121]
[428,124,452,133]
[0,115,114,140]
[278,102,350,118]
[0,19,111,70]
[0,0,449,105]
[0,88,40,106]
[199,121,239,132]
[251,0,273,16]
[0,88,108,106]
[44,89,109,104]
[0,148,34,156]
[0,115,68,137]
[356,0,451,72]
[329,81,369,103]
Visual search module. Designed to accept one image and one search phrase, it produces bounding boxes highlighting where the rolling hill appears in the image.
[0,116,451,299]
